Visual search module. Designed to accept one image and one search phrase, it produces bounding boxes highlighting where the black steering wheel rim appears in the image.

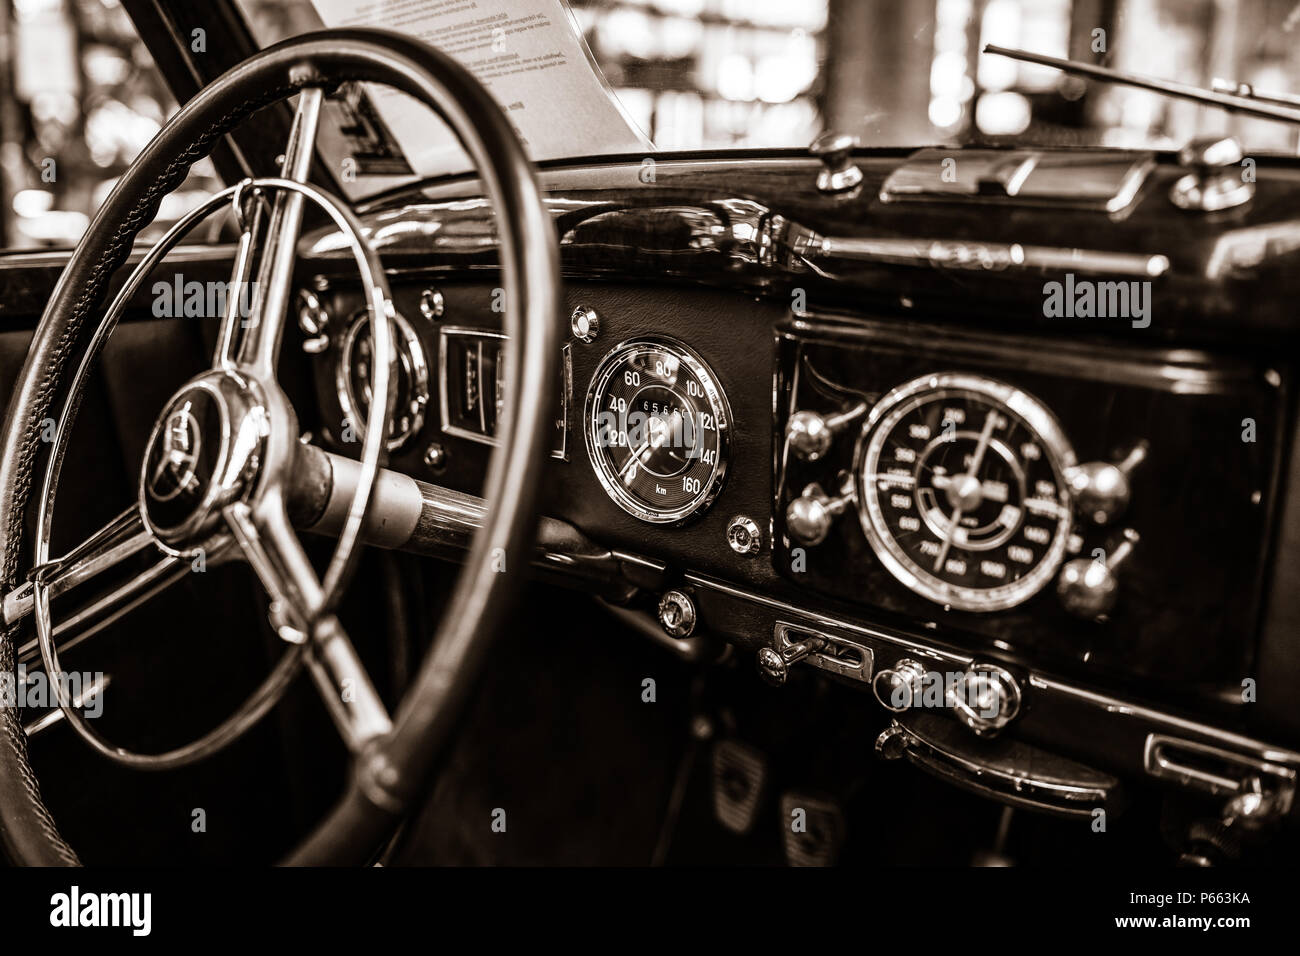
[0,29,561,866]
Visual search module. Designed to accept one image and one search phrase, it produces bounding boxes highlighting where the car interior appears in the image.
[0,0,1297,875]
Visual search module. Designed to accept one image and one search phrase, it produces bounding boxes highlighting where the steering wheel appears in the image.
[0,30,560,865]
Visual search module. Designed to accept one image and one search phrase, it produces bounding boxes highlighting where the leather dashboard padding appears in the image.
[0,29,560,866]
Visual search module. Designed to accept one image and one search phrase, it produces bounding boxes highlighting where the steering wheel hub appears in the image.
[139,371,268,552]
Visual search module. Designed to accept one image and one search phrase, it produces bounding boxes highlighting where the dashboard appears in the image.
[290,148,1300,824]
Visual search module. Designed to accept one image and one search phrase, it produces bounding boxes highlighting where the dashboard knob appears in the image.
[874,723,910,760]
[946,662,1022,737]
[787,410,834,461]
[757,636,827,686]
[868,658,930,712]
[570,305,600,343]
[296,288,330,353]
[725,514,763,555]
[785,479,853,546]
[1170,136,1254,211]
[657,590,697,638]
[1057,528,1139,619]
[784,402,866,462]
[810,131,863,193]
[1066,441,1147,524]
[871,658,928,712]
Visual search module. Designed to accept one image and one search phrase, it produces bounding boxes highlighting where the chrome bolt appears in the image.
[420,287,445,320]
[423,442,447,471]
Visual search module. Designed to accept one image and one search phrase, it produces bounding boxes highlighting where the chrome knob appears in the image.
[787,410,834,461]
[785,402,866,461]
[1224,776,1285,826]
[1057,528,1139,619]
[946,662,1021,737]
[757,636,827,686]
[657,590,696,638]
[1171,136,1254,211]
[726,514,762,555]
[810,131,863,193]
[872,658,927,712]
[785,479,853,546]
[296,288,330,353]
[874,723,910,760]
[786,492,834,546]
[570,305,600,343]
[1067,442,1147,524]
[296,288,328,334]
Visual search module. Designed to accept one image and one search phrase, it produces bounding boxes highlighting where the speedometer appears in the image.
[584,338,730,524]
[854,373,1076,612]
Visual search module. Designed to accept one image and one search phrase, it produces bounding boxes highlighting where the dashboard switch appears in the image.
[1067,441,1147,525]
[756,635,827,686]
[1057,528,1139,619]
[1170,136,1254,211]
[787,410,834,461]
[947,663,1022,737]
[657,590,697,639]
[872,658,927,712]
[785,403,865,461]
[726,515,762,555]
[570,305,600,343]
[785,476,853,546]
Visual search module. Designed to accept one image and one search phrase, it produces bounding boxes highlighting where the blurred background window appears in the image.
[239,0,1300,195]
[0,0,218,249]
[6,0,1299,231]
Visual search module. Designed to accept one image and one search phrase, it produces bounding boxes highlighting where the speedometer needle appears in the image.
[620,440,650,482]
[933,506,963,571]
[932,412,999,573]
[968,410,999,476]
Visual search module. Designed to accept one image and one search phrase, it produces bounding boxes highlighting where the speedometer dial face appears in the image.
[854,374,1076,612]
[584,338,730,524]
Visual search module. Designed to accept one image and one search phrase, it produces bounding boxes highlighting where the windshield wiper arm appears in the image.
[983,44,1300,126]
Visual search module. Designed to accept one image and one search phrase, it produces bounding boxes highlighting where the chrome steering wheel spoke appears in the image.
[215,88,324,374]
[2,505,156,627]
[225,500,392,751]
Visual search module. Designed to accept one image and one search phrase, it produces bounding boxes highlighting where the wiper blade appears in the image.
[983,44,1300,126]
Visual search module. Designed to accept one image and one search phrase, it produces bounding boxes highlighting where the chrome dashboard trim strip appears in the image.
[807,235,1171,278]
[1030,675,1300,764]
[682,572,972,666]
[684,572,1300,766]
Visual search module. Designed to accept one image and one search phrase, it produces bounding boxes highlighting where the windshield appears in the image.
[236,0,1300,198]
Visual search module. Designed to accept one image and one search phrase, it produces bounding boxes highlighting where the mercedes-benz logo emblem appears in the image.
[147,402,204,503]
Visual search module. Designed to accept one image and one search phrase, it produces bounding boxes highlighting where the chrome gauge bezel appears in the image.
[583,336,731,525]
[853,372,1077,612]
[335,308,429,451]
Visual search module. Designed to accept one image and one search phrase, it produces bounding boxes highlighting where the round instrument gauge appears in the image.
[336,309,429,451]
[584,338,730,524]
[854,373,1076,612]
